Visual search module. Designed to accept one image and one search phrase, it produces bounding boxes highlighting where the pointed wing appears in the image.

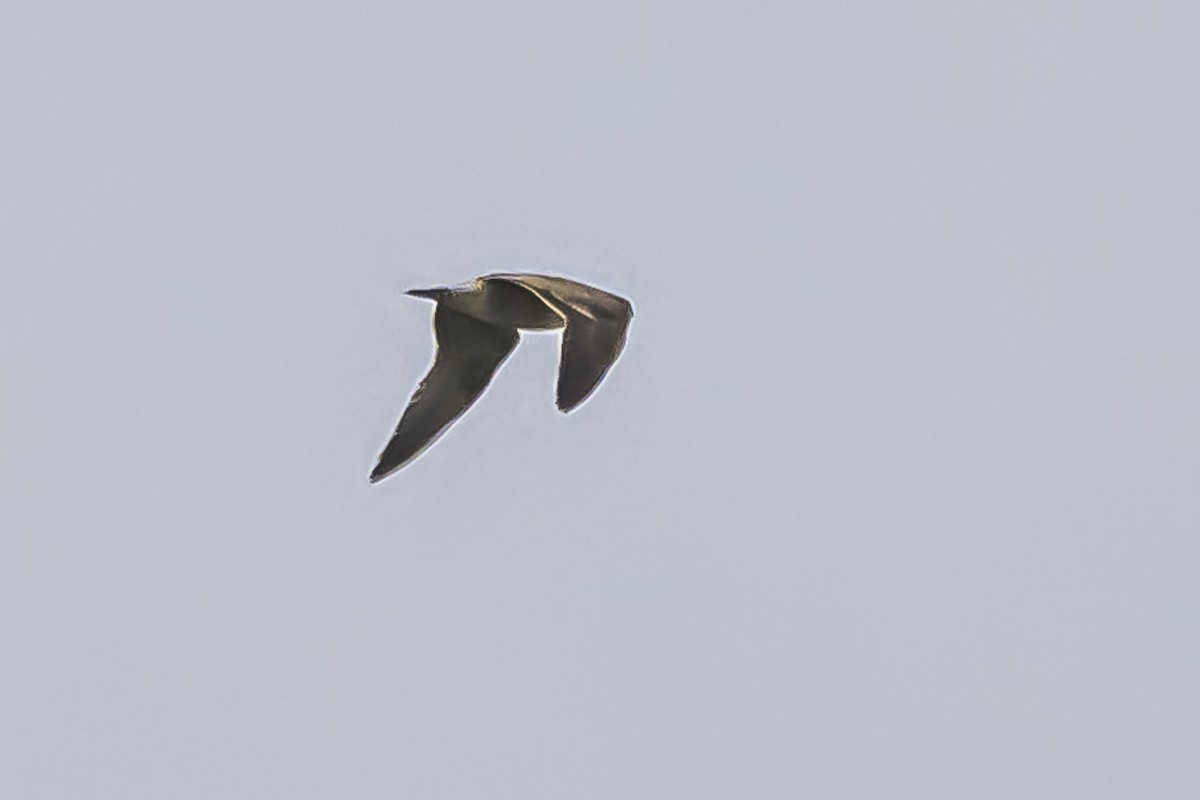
[496,275,634,412]
[369,306,519,482]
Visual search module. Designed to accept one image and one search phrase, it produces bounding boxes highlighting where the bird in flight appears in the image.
[368,273,634,483]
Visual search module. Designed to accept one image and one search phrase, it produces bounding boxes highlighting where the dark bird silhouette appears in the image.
[369,273,634,483]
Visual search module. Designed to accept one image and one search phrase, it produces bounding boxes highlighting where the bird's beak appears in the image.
[405,287,443,300]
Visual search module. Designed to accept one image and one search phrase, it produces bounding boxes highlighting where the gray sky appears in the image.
[3,2,1199,797]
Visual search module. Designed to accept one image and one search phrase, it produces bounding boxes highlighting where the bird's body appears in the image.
[369,273,633,483]
[413,276,564,330]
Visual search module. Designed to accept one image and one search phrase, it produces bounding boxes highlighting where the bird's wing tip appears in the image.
[556,395,584,414]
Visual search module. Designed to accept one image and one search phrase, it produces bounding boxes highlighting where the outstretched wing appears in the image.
[369,306,519,482]
[496,274,633,412]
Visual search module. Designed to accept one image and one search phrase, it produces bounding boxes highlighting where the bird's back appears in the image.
[441,277,564,330]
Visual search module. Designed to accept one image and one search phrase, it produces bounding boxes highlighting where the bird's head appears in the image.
[405,286,449,301]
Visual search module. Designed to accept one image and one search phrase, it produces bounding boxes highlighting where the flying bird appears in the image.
[368,273,634,483]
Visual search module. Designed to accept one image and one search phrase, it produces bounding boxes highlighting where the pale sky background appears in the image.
[3,2,1199,797]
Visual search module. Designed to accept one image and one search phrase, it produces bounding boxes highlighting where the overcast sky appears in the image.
[3,2,1199,797]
